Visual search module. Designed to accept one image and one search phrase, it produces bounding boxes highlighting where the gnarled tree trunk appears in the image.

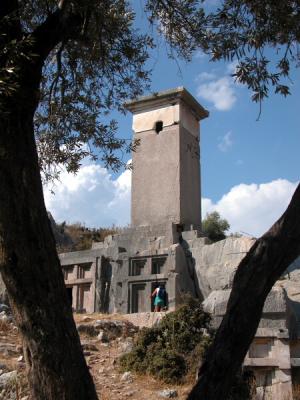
[0,58,98,399]
[188,183,300,399]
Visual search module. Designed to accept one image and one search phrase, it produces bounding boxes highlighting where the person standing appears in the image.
[151,284,166,312]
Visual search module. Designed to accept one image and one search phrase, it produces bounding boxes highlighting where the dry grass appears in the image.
[0,317,26,399]
[98,391,112,400]
[0,318,13,334]
[0,371,29,400]
[0,312,193,400]
[57,223,121,252]
[1,357,18,371]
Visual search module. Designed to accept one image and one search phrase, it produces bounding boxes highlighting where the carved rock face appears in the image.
[191,236,255,297]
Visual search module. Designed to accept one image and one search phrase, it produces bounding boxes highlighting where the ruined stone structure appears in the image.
[60,224,201,314]
[59,87,300,399]
[204,285,295,399]
[60,88,208,315]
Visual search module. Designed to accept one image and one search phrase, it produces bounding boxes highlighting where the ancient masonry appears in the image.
[59,87,300,400]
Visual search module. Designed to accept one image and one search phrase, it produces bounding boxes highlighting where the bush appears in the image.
[202,211,230,242]
[119,345,149,373]
[185,337,212,382]
[147,347,186,383]
[119,295,256,399]
[157,296,212,354]
[119,296,212,383]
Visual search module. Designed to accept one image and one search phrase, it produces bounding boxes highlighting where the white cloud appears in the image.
[43,160,131,228]
[197,71,216,82]
[197,76,237,111]
[218,131,233,152]
[202,179,298,237]
[44,163,297,241]
[194,50,208,60]
[196,60,244,111]
[227,60,238,74]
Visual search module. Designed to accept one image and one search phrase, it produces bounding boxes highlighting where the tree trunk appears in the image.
[0,66,98,399]
[188,183,300,400]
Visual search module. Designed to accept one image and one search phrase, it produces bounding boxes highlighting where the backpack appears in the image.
[157,287,166,300]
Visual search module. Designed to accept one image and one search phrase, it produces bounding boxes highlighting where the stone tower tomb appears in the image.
[126,87,208,228]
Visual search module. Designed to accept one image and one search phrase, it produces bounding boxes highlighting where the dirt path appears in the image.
[0,313,193,399]
[88,340,191,399]
[77,313,192,399]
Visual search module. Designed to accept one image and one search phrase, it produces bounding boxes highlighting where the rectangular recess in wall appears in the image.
[63,265,74,281]
[129,258,147,276]
[77,262,92,279]
[249,338,273,358]
[131,283,147,313]
[151,256,167,274]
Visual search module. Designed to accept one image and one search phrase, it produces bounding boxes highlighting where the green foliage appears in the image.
[202,211,230,242]
[145,0,206,60]
[1,1,154,182]
[147,347,186,383]
[185,338,212,381]
[158,296,212,353]
[148,0,300,117]
[119,296,212,383]
[0,33,37,106]
[33,0,153,181]
[2,0,298,182]
[203,0,299,109]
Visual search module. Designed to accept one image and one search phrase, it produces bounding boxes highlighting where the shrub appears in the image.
[119,295,212,383]
[147,347,186,383]
[185,337,212,382]
[120,295,256,399]
[119,345,148,373]
[157,296,212,354]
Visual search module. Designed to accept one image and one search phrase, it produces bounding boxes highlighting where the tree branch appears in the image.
[30,6,82,63]
[188,183,300,399]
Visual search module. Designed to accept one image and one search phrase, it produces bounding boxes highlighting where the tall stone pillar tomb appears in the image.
[125,87,208,229]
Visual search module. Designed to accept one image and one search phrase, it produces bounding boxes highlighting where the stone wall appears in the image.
[124,311,167,328]
[59,223,198,315]
[203,287,294,400]
[189,236,256,298]
[131,124,182,227]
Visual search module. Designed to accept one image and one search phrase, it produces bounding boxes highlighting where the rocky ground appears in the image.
[0,309,192,400]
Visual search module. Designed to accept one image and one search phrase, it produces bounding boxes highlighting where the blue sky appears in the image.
[44,3,300,237]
